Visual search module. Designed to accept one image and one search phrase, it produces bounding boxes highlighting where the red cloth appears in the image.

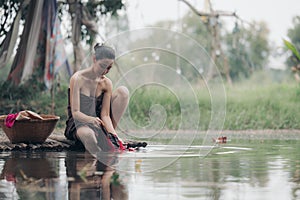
[118,140,126,151]
[5,113,19,128]
[5,174,16,183]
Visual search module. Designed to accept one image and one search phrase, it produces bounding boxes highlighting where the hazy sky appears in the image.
[126,0,300,46]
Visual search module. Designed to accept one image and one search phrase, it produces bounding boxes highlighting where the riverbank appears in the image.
[1,128,300,143]
[0,128,299,152]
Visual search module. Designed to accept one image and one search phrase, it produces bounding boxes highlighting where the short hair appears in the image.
[94,43,115,60]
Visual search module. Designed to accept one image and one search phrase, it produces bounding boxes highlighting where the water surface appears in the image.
[0,133,299,200]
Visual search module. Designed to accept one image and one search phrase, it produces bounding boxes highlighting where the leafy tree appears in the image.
[284,17,300,82]
[0,0,125,84]
[287,16,300,50]
[119,10,271,83]
[224,21,270,81]
[152,12,270,83]
[0,0,125,114]
[181,11,211,50]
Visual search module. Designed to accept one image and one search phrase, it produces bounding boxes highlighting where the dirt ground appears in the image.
[1,128,300,143]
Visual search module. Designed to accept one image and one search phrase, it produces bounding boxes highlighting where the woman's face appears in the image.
[93,58,114,76]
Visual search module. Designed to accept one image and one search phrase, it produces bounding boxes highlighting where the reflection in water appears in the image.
[0,138,299,199]
[65,152,128,200]
[0,151,59,199]
[0,151,128,200]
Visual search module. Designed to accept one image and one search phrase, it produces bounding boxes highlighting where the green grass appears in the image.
[0,81,299,130]
[224,83,300,130]
[127,82,300,130]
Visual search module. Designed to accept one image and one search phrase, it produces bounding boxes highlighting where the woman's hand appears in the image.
[118,137,124,144]
[90,117,104,127]
[114,133,124,144]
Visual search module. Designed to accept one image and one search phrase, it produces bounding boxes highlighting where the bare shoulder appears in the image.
[70,71,84,87]
[100,76,113,91]
[70,71,81,81]
[103,76,112,85]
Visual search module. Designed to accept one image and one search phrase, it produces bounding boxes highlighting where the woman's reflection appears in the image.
[65,151,128,200]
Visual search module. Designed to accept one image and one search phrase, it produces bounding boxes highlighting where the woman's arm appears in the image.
[70,74,103,127]
[101,78,119,137]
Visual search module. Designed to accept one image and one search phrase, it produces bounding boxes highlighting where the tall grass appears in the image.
[0,81,299,130]
[224,83,300,130]
[127,83,300,130]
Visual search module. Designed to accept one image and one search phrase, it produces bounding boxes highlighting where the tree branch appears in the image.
[179,0,236,18]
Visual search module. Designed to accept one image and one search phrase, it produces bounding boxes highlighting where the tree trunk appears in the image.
[67,0,85,73]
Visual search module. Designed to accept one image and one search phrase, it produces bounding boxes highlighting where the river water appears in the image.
[0,132,299,200]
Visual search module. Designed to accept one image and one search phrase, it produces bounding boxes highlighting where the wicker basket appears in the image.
[0,114,60,143]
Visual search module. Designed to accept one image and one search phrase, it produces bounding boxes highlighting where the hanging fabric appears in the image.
[21,0,44,83]
[0,5,22,69]
[7,0,71,87]
[7,0,41,85]
[43,0,71,88]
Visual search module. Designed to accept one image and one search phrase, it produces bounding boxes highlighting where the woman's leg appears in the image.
[111,86,129,128]
[76,126,101,156]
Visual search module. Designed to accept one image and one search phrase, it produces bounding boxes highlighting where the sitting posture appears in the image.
[64,43,129,155]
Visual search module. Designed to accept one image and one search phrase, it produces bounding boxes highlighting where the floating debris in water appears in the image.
[135,159,142,173]
[213,136,227,144]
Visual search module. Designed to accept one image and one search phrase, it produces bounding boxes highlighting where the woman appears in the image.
[64,43,129,154]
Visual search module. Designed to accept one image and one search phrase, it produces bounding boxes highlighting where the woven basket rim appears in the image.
[0,114,60,143]
[0,114,60,122]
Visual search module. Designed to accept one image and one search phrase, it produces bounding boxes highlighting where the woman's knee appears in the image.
[76,127,97,144]
[115,86,129,100]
